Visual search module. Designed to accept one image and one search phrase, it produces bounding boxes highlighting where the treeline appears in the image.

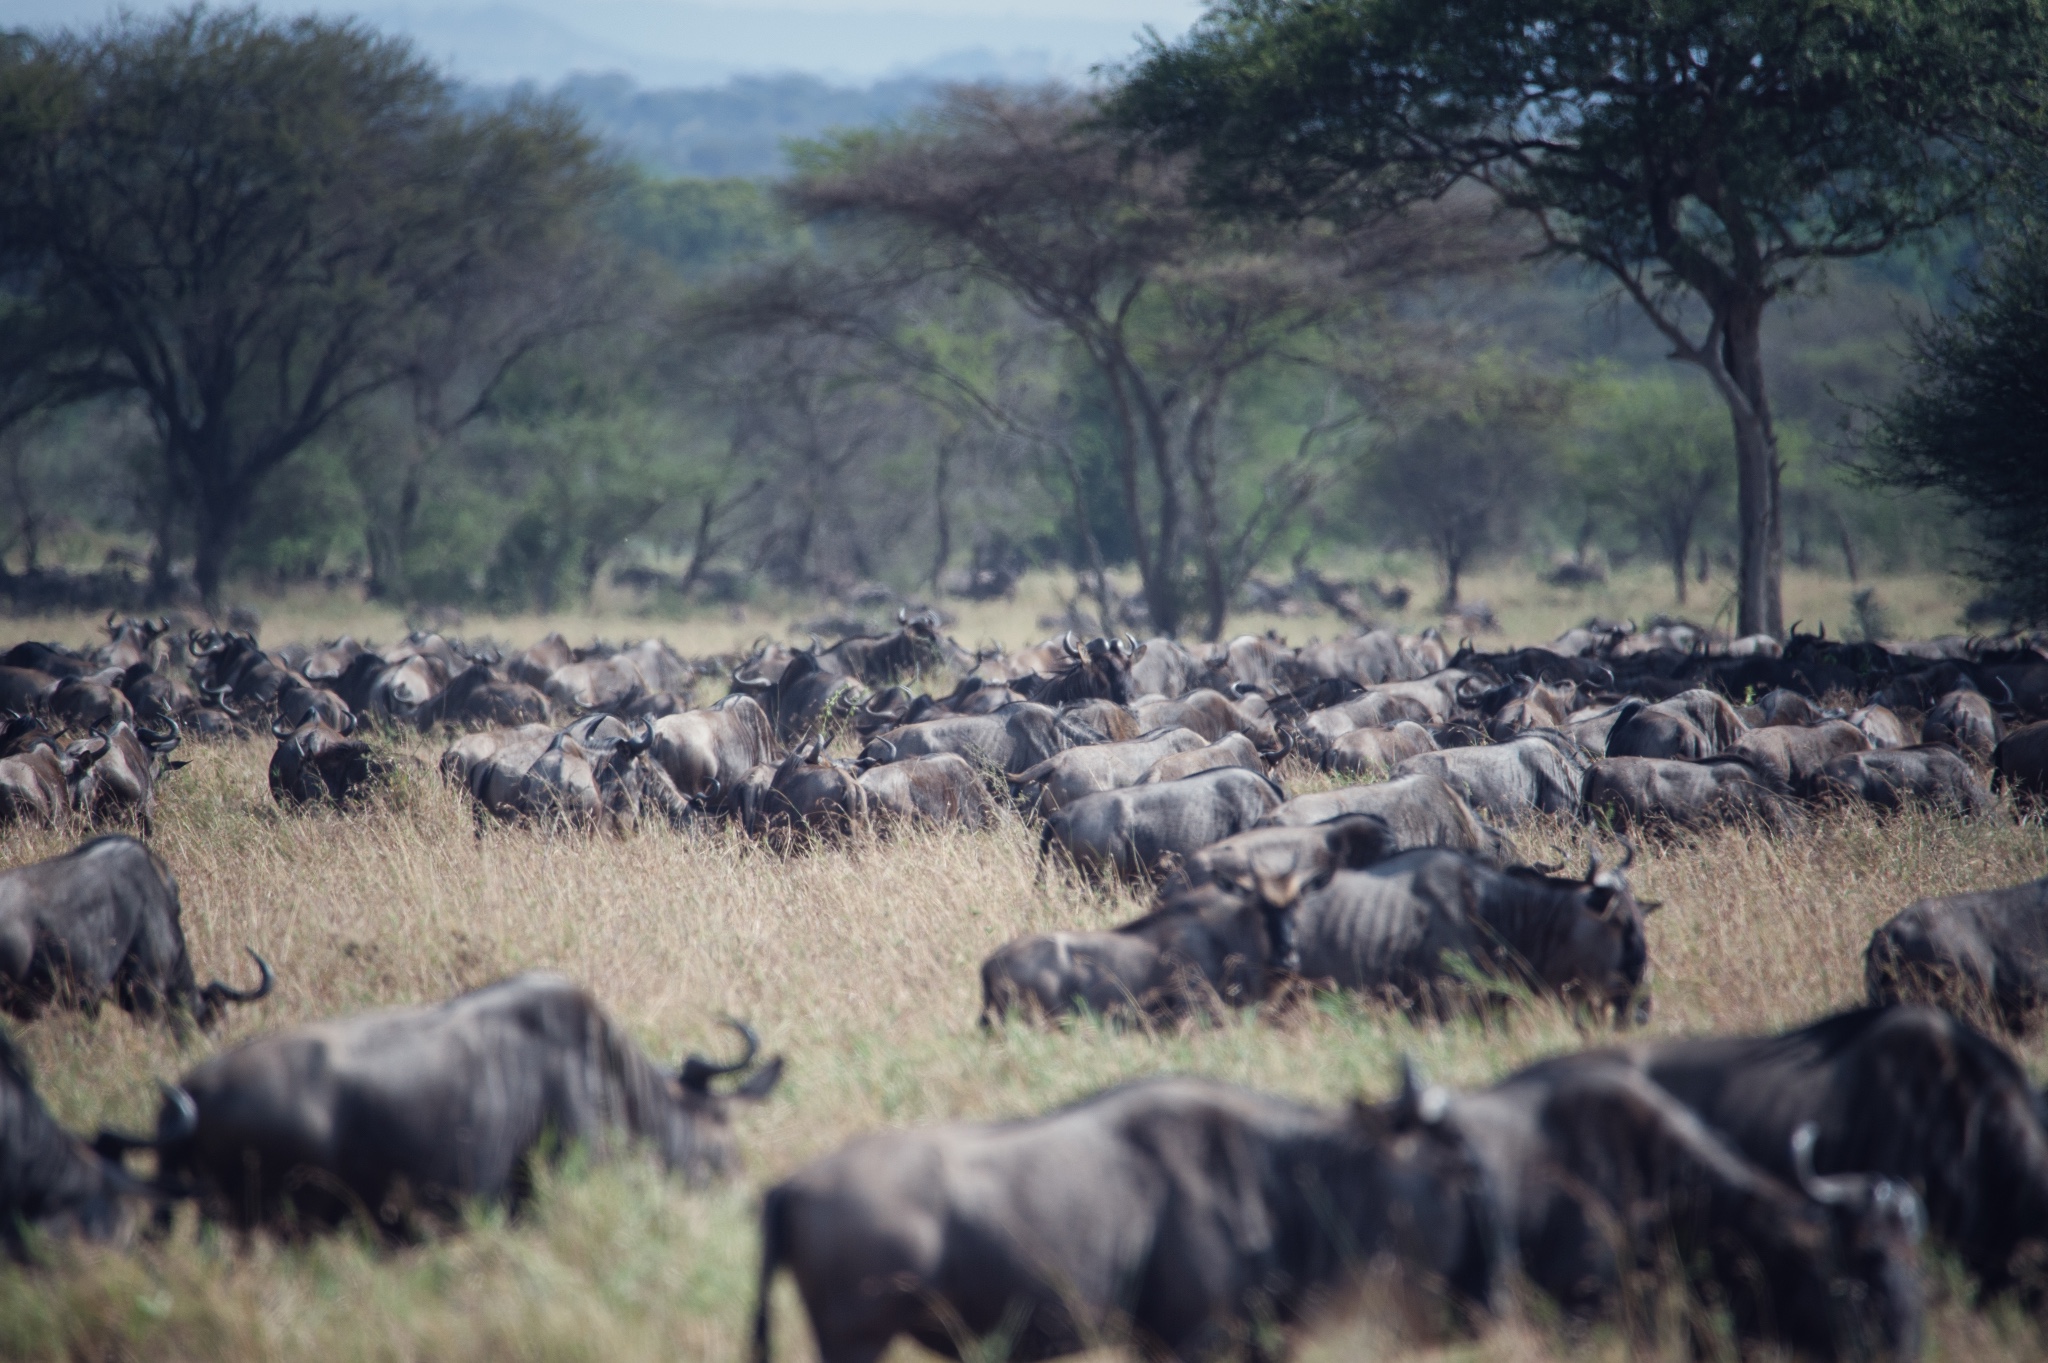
[0,6,1988,635]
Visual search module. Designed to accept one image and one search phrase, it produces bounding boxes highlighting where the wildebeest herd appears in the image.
[2,608,2048,1360]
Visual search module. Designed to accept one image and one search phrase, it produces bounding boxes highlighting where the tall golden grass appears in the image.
[0,724,2041,1362]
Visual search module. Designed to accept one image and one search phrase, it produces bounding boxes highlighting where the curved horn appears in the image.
[897,607,907,624]
[1394,1054,1449,1125]
[1062,630,1078,657]
[272,716,295,739]
[874,737,897,763]
[1615,836,1635,872]
[202,949,274,1006]
[1996,676,2015,706]
[1790,1123,1873,1206]
[139,714,181,752]
[93,1082,198,1159]
[679,1017,761,1091]
[1585,845,1606,883]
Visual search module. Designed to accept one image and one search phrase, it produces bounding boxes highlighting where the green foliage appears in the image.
[1867,230,2048,626]
[606,171,803,276]
[1565,372,1729,603]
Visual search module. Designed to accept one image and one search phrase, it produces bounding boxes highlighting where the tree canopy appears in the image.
[1113,0,2048,637]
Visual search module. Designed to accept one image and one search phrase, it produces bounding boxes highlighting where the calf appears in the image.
[1139,730,1266,784]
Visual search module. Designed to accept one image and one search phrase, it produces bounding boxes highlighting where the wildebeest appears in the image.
[1850,705,1915,751]
[1042,767,1286,880]
[1818,745,1991,816]
[855,753,993,829]
[813,610,950,687]
[1922,688,2004,761]
[0,666,55,717]
[408,662,550,731]
[0,1025,192,1256]
[0,836,272,1027]
[269,716,387,807]
[1446,1060,1922,1360]
[0,715,70,828]
[1729,719,1871,796]
[751,1067,1497,1363]
[46,670,134,732]
[1056,696,1142,742]
[187,630,291,710]
[1139,730,1266,784]
[979,870,1313,1024]
[1604,690,1745,760]
[1007,727,1208,814]
[1483,678,1577,741]
[861,702,1102,776]
[1394,732,1583,824]
[1128,635,1206,697]
[1751,687,1824,727]
[1291,845,1652,1022]
[1534,1006,2048,1293]
[1288,629,1427,687]
[442,723,554,806]
[738,745,868,838]
[1865,875,2048,1031]
[648,694,781,803]
[1581,753,1807,836]
[149,974,782,1234]
[1259,771,1516,868]
[1131,688,1278,749]
[1164,812,1401,896]
[510,719,690,833]
[1994,719,2048,805]
[65,717,180,834]
[1322,721,1437,778]
[1299,690,1435,752]
[732,650,866,748]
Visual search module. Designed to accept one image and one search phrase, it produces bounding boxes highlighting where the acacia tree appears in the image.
[0,7,607,606]
[1114,0,2048,637]
[778,86,1495,638]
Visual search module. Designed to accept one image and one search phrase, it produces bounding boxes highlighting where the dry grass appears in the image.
[0,591,2037,1363]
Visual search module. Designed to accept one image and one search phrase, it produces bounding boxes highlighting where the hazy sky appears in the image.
[0,0,1211,85]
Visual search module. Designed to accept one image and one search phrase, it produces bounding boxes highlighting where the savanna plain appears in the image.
[1,578,2044,1363]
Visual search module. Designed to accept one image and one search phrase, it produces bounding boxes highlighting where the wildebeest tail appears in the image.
[752,1184,789,1363]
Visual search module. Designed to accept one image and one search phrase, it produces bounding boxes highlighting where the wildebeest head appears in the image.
[670,1018,785,1182]
[189,949,276,1031]
[1778,1123,1927,1360]
[1021,632,1147,707]
[1508,841,1655,1025]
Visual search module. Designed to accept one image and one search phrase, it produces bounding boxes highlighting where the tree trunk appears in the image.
[1718,300,1783,638]
[1671,548,1688,606]
[192,495,242,611]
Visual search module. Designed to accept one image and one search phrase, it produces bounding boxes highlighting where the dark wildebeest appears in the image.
[1394,731,1584,824]
[1042,767,1286,881]
[187,630,291,710]
[1922,688,2004,761]
[1446,1061,1922,1360]
[0,836,271,1027]
[0,666,55,717]
[815,610,947,686]
[0,641,88,678]
[66,717,180,835]
[441,723,554,803]
[1751,687,1824,727]
[1006,727,1208,815]
[273,675,355,732]
[732,650,866,748]
[1163,812,1401,896]
[1729,719,1871,796]
[979,869,1316,1024]
[0,715,71,828]
[1530,1006,2048,1295]
[1581,753,1808,836]
[94,615,168,671]
[1014,633,1145,706]
[1140,730,1266,784]
[1322,721,1436,778]
[0,1025,194,1256]
[860,702,1102,776]
[148,974,782,1234]
[1132,689,1278,750]
[1292,845,1652,1023]
[299,634,369,685]
[1604,690,1746,760]
[269,716,386,808]
[751,1067,1498,1363]
[511,719,691,833]
[408,663,550,732]
[738,745,869,838]
[855,753,994,829]
[1865,875,2048,1031]
[46,670,134,733]
[1995,719,2048,806]
[1818,746,1991,816]
[648,694,782,804]
[1259,771,1516,868]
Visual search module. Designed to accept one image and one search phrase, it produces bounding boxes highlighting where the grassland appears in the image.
[0,578,2041,1363]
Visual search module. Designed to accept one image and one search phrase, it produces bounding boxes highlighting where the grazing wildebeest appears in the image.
[1139,730,1266,784]
[441,723,554,803]
[860,702,1101,776]
[648,695,781,803]
[1818,746,1991,816]
[1581,753,1807,835]
[739,745,869,838]
[732,651,866,748]
[1042,767,1286,880]
[1995,720,2048,805]
[1128,636,1205,698]
[46,670,134,732]
[1922,688,2004,761]
[1292,845,1652,1022]
[1849,705,1915,751]
[1446,1061,1922,1360]
[408,663,550,731]
[273,674,354,732]
[0,836,271,1027]
[1394,731,1583,824]
[66,717,179,834]
[504,631,575,690]
[1751,687,1825,727]
[1864,875,2048,1031]
[1533,1006,2048,1294]
[815,610,948,686]
[1730,719,1871,796]
[269,716,386,808]
[1322,722,1437,778]
[1164,812,1401,895]
[0,1025,193,1256]
[1483,678,1577,741]
[1007,727,1208,814]
[1259,771,1515,868]
[1131,689,1278,750]
[511,719,690,833]
[1057,696,1142,742]
[751,1067,1498,1363]
[855,753,993,829]
[149,974,781,1234]
[979,871,1313,1024]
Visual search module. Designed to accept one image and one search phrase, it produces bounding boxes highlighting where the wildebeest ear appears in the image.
[1130,643,1148,665]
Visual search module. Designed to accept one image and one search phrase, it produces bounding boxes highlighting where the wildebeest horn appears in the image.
[1995,676,2015,706]
[1393,1054,1449,1125]
[271,716,295,739]
[680,1017,761,1092]
[92,1082,199,1159]
[202,949,275,1006]
[139,715,180,753]
[1789,1122,1911,1227]
[1062,630,1078,657]
[340,710,358,736]
[1585,846,1606,883]
[872,737,897,763]
[1615,836,1635,871]
[897,607,908,624]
